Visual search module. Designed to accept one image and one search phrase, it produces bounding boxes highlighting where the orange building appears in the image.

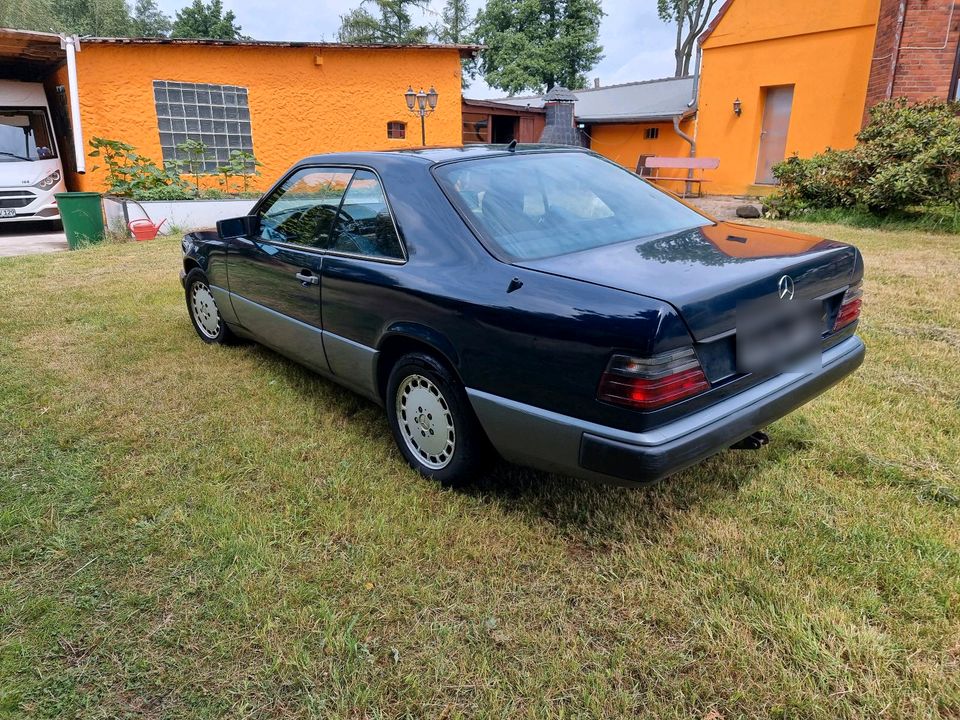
[489,77,698,180]
[1,29,474,193]
[695,0,960,196]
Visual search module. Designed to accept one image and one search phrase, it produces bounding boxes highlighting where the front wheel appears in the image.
[184,268,235,345]
[386,352,491,487]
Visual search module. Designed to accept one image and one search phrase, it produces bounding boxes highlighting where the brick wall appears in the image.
[864,0,960,114]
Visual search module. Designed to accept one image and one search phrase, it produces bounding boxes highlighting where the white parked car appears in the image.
[0,79,66,225]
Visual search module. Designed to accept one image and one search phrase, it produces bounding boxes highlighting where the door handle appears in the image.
[295,270,319,286]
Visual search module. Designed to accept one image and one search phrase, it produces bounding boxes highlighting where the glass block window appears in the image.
[153,80,253,173]
[387,121,406,140]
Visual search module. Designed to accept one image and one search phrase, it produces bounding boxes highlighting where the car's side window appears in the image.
[325,170,404,260]
[256,167,355,248]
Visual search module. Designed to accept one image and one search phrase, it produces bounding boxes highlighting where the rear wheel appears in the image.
[386,352,490,487]
[184,268,235,345]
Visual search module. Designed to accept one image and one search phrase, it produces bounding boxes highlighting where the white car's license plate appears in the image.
[0,208,16,218]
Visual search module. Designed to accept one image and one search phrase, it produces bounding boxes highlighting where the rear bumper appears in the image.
[467,335,865,486]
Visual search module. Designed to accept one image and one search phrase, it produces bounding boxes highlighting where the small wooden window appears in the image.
[644,127,660,140]
[387,121,406,140]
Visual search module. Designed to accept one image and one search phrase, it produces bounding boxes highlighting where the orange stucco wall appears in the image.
[588,120,693,170]
[696,0,881,195]
[588,119,697,193]
[63,43,464,192]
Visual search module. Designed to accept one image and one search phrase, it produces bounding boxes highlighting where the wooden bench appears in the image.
[641,156,720,198]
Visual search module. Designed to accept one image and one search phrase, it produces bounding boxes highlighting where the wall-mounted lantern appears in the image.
[404,86,439,146]
[733,97,743,117]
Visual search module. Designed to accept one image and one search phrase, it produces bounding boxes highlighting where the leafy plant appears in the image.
[216,150,262,193]
[88,136,190,197]
[176,139,210,197]
[768,99,960,218]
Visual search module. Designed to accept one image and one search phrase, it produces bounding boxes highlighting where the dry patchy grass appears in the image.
[0,223,958,718]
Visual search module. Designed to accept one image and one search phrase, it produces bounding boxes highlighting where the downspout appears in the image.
[675,42,703,195]
[673,112,697,196]
[886,0,908,100]
[60,34,86,174]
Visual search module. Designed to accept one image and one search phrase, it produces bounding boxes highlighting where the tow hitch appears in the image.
[731,431,770,450]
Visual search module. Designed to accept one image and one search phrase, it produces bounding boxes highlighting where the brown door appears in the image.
[755,85,794,184]
[518,116,535,143]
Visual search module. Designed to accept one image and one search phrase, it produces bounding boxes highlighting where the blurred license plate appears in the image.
[0,209,16,218]
[737,299,822,374]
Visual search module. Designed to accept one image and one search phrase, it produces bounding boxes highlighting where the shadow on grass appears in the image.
[244,342,804,543]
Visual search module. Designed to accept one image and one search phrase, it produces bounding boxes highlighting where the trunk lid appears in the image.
[516,222,859,341]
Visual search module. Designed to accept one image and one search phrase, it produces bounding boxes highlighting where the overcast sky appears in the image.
[152,0,684,98]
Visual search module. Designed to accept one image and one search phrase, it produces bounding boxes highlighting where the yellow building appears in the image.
[695,0,882,195]
[1,29,473,193]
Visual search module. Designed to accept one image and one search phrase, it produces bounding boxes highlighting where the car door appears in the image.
[227,166,354,373]
[318,169,407,399]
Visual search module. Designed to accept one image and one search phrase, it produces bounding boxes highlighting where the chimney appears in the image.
[537,86,582,146]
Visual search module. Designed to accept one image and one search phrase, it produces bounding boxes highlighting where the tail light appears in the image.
[833,282,863,332]
[598,348,710,410]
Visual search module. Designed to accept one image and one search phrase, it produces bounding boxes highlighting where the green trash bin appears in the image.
[55,192,105,250]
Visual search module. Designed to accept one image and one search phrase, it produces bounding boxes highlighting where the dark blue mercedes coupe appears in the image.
[180,146,865,487]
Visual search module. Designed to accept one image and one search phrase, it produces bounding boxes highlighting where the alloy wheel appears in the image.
[190,282,221,339]
[395,373,456,470]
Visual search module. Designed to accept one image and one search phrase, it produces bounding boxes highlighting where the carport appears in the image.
[0,29,91,256]
[0,27,86,180]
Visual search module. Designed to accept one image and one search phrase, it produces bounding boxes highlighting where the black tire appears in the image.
[386,352,491,487]
[184,268,235,345]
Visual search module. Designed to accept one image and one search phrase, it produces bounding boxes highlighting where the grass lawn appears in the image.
[1,223,958,719]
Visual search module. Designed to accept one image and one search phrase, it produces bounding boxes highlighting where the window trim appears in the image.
[386,120,407,140]
[251,162,408,264]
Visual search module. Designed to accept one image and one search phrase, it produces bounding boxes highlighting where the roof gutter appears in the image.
[60,34,85,174]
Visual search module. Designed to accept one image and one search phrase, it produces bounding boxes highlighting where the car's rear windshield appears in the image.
[434,151,710,261]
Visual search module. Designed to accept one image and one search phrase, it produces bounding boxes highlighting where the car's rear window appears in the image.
[434,152,711,261]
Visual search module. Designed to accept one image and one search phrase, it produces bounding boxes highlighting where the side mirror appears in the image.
[217,215,259,240]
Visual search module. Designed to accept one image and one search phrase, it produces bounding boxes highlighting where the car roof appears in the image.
[296,144,590,168]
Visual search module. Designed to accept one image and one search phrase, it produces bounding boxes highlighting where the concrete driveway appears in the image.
[0,221,68,258]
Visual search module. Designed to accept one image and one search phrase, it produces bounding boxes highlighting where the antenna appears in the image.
[507,139,518,153]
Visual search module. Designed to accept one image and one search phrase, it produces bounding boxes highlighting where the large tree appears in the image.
[0,0,133,36]
[434,0,472,43]
[434,0,477,87]
[171,0,244,39]
[130,0,171,36]
[337,0,431,44]
[657,0,720,77]
[474,0,603,95]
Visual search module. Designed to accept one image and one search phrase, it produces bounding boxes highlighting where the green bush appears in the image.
[89,137,263,201]
[768,99,960,218]
[89,137,192,198]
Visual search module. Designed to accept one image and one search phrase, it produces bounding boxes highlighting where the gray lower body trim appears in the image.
[467,336,866,485]
[210,285,239,325]
[227,293,380,402]
[230,293,330,374]
[321,330,380,402]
